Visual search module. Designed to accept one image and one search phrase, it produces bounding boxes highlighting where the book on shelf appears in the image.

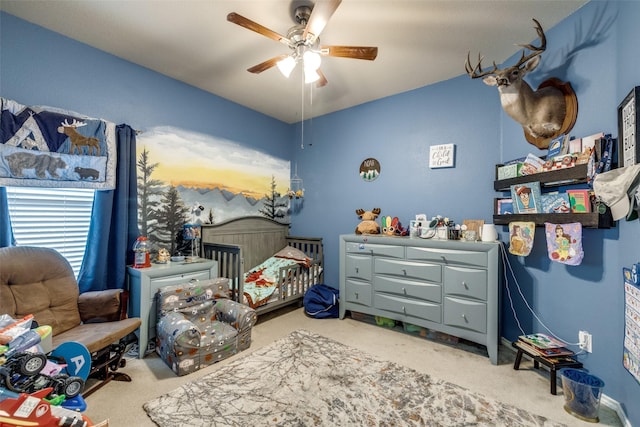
[516,340,575,358]
[518,333,566,349]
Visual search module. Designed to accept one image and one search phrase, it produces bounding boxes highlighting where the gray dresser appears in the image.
[339,234,501,364]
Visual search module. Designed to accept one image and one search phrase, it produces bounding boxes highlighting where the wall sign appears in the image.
[618,87,640,167]
[429,144,455,168]
[360,158,380,181]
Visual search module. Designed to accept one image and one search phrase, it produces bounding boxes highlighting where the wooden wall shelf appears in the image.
[494,163,588,191]
[493,163,614,229]
[493,213,601,228]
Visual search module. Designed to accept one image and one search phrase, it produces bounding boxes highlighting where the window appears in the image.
[6,187,95,277]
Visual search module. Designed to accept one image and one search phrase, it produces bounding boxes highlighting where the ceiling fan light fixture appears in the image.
[277,55,296,78]
[304,68,320,84]
[302,50,321,72]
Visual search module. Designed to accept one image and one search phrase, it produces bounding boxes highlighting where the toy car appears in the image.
[0,328,84,400]
[0,352,84,399]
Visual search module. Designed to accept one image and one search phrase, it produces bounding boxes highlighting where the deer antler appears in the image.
[60,119,87,128]
[513,18,546,68]
[465,52,498,79]
[465,18,546,79]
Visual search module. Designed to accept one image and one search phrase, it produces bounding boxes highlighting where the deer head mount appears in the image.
[466,19,578,149]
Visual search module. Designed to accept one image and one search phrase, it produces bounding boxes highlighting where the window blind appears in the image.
[6,187,95,277]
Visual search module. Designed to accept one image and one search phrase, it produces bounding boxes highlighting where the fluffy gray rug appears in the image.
[144,329,565,426]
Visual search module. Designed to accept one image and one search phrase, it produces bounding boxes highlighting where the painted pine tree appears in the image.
[259,175,288,222]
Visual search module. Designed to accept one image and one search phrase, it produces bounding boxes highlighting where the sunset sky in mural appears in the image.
[137,127,290,199]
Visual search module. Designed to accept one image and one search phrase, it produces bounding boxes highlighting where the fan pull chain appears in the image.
[301,70,305,149]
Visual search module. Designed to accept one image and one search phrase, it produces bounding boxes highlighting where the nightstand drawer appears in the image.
[149,270,211,297]
[374,275,442,303]
[406,247,488,268]
[443,296,486,333]
[345,254,372,280]
[345,279,372,306]
[375,258,441,282]
[374,293,441,323]
[443,266,487,301]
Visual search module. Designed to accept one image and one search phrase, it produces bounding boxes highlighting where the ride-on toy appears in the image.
[0,327,84,400]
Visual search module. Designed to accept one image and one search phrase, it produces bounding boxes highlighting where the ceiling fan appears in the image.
[227,0,378,87]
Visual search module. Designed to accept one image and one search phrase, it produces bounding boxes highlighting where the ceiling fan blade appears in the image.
[227,12,290,46]
[316,69,328,87]
[303,0,342,41]
[247,54,290,74]
[320,46,378,60]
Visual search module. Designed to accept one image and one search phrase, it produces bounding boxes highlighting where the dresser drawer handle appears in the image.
[355,267,359,274]
[402,269,407,276]
[402,287,407,295]
[461,281,468,289]
[355,292,359,299]
[402,306,406,314]
[461,313,468,322]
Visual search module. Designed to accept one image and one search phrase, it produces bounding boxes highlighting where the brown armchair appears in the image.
[0,246,141,396]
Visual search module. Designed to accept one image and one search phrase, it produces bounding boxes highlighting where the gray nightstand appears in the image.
[127,259,217,358]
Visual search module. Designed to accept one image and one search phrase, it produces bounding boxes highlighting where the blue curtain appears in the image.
[0,187,15,247]
[78,124,138,293]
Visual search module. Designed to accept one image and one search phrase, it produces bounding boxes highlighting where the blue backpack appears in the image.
[303,284,340,318]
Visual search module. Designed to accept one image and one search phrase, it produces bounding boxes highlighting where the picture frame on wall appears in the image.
[510,182,542,214]
[618,86,640,167]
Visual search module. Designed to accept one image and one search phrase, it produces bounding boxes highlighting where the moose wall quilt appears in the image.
[0,98,116,189]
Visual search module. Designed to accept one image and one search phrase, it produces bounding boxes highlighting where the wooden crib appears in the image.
[201,216,323,316]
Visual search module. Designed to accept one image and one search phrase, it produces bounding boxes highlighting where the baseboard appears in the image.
[500,337,631,426]
[600,394,631,427]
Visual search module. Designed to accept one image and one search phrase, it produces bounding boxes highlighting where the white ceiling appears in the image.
[1,0,587,124]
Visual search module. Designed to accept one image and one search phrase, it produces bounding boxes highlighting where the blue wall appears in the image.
[0,13,292,158]
[2,1,638,423]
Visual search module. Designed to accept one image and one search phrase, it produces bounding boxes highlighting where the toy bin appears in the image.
[560,368,605,423]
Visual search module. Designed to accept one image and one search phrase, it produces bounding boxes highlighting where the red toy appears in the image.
[0,387,105,427]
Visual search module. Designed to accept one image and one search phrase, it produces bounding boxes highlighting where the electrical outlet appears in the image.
[579,330,592,353]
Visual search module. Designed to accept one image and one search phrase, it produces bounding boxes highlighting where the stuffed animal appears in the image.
[381,216,408,236]
[355,208,381,235]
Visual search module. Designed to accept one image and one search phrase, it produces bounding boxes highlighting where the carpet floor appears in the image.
[143,329,566,426]
[83,307,623,426]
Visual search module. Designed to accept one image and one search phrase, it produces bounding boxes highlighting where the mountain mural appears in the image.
[135,126,291,253]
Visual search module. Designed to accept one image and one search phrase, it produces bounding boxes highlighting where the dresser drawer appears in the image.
[374,294,441,323]
[443,296,487,333]
[374,275,442,303]
[406,247,488,268]
[345,279,372,307]
[345,254,372,280]
[443,266,487,301]
[345,242,404,258]
[375,258,441,282]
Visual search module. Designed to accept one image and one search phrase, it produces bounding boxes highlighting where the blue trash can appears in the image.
[560,368,605,423]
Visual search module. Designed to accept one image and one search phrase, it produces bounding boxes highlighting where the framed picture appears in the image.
[618,87,640,167]
[462,219,484,241]
[429,144,455,168]
[510,182,542,214]
[496,198,514,215]
[566,189,591,213]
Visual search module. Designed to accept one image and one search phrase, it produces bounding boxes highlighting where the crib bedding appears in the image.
[243,261,323,308]
[242,257,299,308]
[200,217,324,316]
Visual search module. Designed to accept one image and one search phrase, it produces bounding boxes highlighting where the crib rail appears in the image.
[202,242,242,301]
